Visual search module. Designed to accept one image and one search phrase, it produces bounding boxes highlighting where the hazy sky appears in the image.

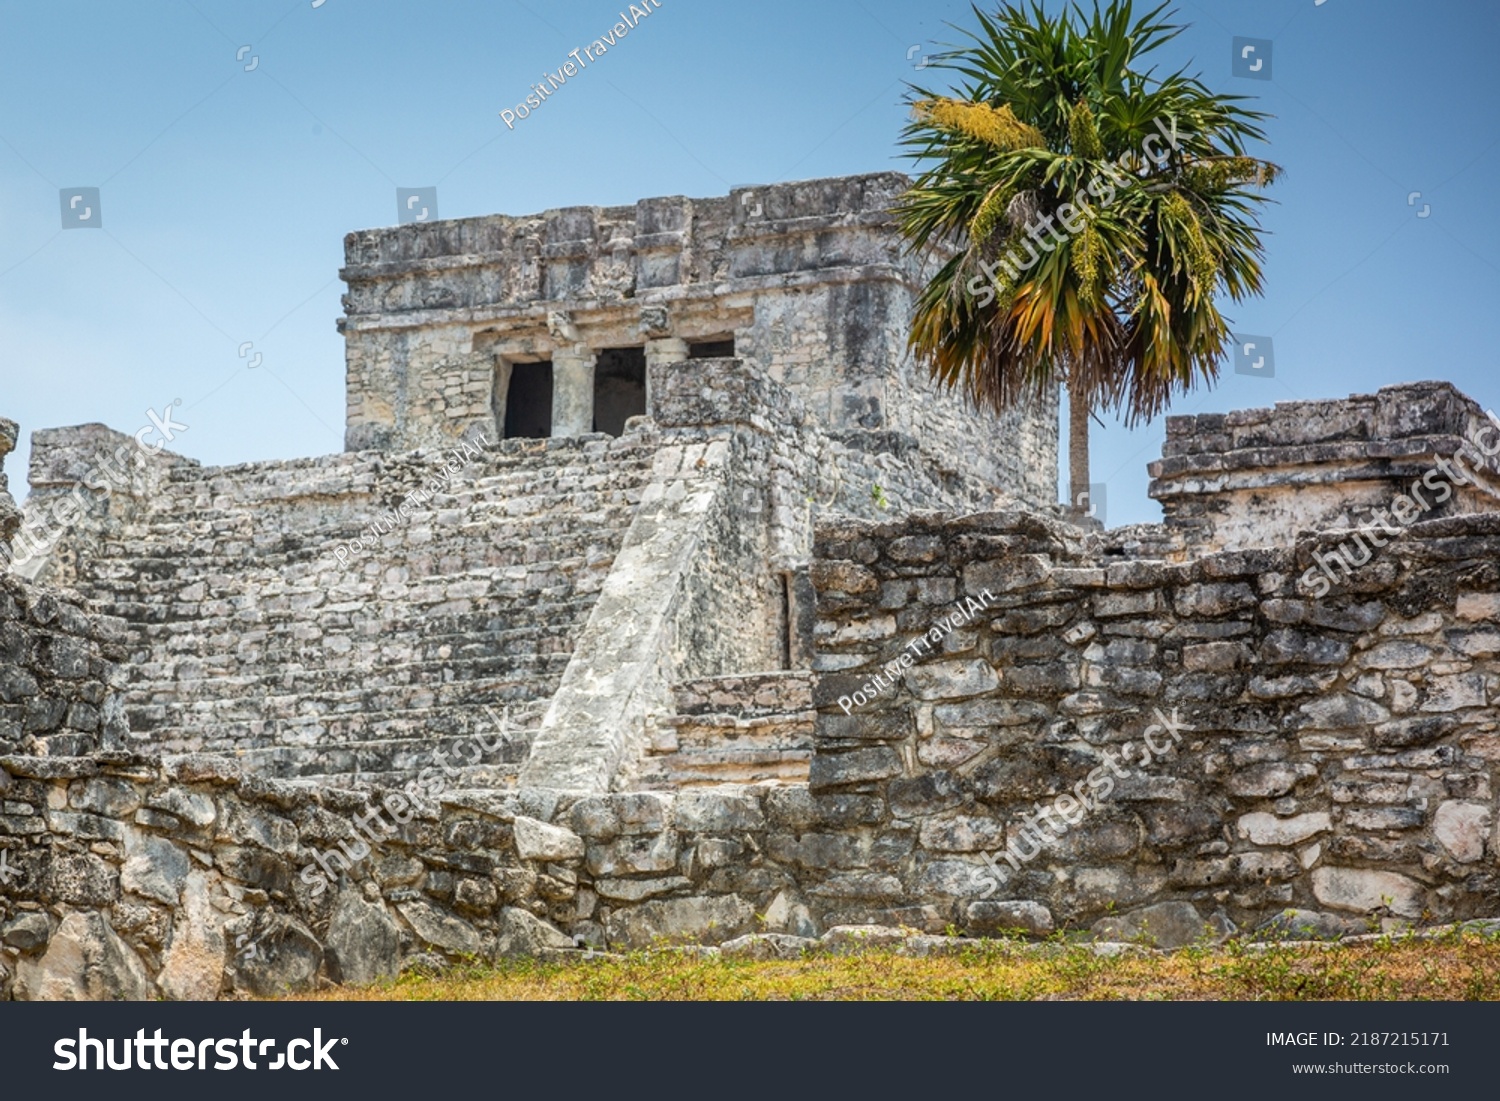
[2,0,1496,526]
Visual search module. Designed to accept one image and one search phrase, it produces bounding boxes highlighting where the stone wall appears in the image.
[0,755,818,1000]
[9,423,196,587]
[6,502,1500,998]
[809,509,1500,938]
[0,428,132,761]
[0,575,131,761]
[640,672,814,789]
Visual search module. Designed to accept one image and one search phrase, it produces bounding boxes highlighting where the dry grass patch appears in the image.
[284,929,1500,1002]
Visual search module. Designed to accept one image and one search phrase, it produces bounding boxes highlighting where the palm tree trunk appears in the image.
[1067,376,1091,519]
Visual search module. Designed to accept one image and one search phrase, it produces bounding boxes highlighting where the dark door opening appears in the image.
[504,362,553,439]
[593,347,647,437]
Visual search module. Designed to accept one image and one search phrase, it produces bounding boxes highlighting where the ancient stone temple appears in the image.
[3,173,1500,1000]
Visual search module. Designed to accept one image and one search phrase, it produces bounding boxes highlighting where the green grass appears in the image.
[283,928,1500,1002]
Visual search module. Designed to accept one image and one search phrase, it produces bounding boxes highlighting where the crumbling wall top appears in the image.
[0,417,21,555]
[1150,381,1500,555]
[337,172,917,322]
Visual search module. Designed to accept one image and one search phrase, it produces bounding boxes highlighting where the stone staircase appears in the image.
[638,672,814,789]
[75,432,658,788]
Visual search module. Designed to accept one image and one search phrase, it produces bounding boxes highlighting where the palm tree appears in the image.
[895,0,1280,520]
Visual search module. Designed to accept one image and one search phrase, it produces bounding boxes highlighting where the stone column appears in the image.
[547,310,594,438]
[640,306,686,418]
[644,337,689,418]
[551,348,596,437]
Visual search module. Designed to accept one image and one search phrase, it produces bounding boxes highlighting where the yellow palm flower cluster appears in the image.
[1162,192,1218,291]
[1070,220,1105,303]
[1068,100,1105,159]
[968,183,1016,245]
[916,98,1045,152]
[1183,156,1279,192]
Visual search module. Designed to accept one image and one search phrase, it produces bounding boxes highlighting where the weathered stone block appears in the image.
[808,747,901,790]
[1432,801,1490,863]
[963,899,1054,937]
[674,790,766,833]
[494,907,574,958]
[570,793,671,840]
[1236,811,1330,847]
[904,659,999,701]
[512,816,586,862]
[917,814,1007,853]
[606,894,754,948]
[1311,866,1425,918]
[1227,762,1317,799]
[1091,901,1215,949]
[397,899,483,957]
[15,911,154,1001]
[326,890,400,985]
[586,831,680,877]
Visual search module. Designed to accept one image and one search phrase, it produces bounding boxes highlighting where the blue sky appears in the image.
[2,0,1496,526]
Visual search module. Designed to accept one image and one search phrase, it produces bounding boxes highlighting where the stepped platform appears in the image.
[65,432,658,784]
[639,672,814,789]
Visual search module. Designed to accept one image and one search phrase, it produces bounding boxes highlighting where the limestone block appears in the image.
[963,899,1054,937]
[326,889,400,985]
[1236,811,1331,847]
[585,831,679,877]
[719,933,819,960]
[904,659,1000,701]
[1432,801,1490,863]
[494,907,575,959]
[1091,901,1216,949]
[15,910,154,1001]
[121,833,190,906]
[158,869,228,1001]
[605,894,754,948]
[673,790,765,833]
[1311,866,1425,917]
[512,815,586,862]
[228,916,323,998]
[397,899,483,957]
